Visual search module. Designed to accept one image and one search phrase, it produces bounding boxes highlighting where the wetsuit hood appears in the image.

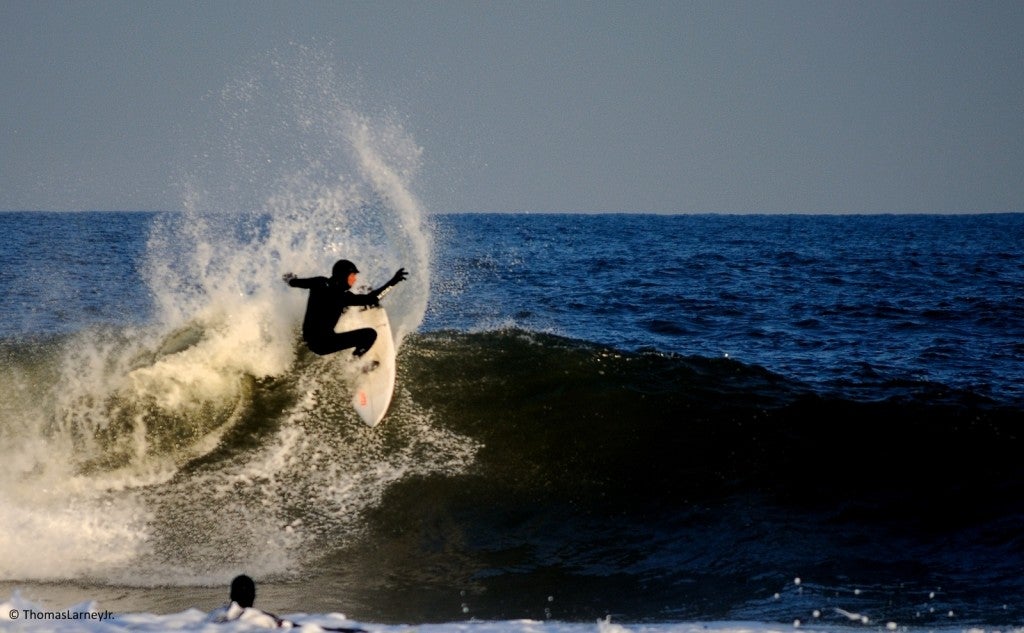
[332,259,359,278]
[230,575,256,608]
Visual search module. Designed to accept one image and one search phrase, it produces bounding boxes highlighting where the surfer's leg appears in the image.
[307,328,377,356]
[349,327,377,357]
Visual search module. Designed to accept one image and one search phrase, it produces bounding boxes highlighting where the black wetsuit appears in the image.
[287,276,380,356]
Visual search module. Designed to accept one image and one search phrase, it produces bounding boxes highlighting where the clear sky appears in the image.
[2,0,1022,214]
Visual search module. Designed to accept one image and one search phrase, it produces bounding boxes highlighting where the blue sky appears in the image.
[2,0,1022,213]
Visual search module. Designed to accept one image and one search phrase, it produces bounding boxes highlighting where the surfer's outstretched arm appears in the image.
[368,267,408,302]
[282,273,324,289]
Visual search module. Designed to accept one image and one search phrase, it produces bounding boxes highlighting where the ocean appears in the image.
[1,204,1022,633]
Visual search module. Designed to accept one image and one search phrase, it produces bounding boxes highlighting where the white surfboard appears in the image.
[334,305,397,427]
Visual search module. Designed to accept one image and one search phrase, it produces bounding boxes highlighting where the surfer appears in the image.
[209,574,288,627]
[211,574,366,631]
[283,259,408,357]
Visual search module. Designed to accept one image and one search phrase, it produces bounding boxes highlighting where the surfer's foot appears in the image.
[361,360,380,374]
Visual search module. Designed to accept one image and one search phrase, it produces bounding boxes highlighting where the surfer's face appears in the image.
[347,272,357,287]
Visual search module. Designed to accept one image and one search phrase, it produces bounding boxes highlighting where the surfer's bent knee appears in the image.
[304,328,376,356]
[360,328,377,347]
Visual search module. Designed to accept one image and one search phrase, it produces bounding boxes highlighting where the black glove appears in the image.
[388,268,409,286]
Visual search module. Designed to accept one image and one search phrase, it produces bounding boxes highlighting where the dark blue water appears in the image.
[0,212,152,336]
[428,213,1024,405]
[2,211,1023,626]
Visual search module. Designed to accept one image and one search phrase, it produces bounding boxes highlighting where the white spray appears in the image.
[0,49,474,585]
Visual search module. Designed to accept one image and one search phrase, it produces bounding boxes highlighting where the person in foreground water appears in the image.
[211,574,365,631]
[283,259,407,357]
[209,574,285,627]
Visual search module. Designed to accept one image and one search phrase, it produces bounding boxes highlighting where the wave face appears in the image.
[2,326,1022,623]
[330,329,1024,624]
